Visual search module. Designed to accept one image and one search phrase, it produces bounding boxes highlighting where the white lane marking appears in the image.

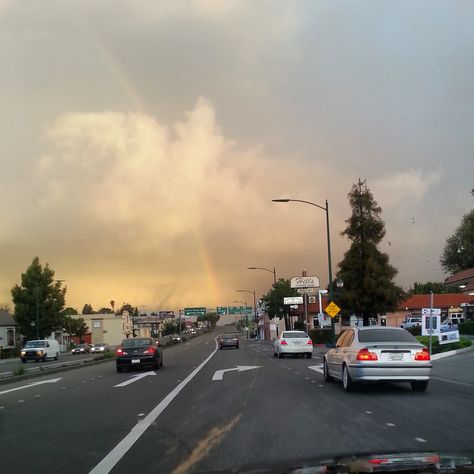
[366,411,373,414]
[386,423,396,427]
[308,364,324,374]
[35,395,41,398]
[318,385,323,387]
[137,413,145,417]
[212,366,261,381]
[0,377,62,396]
[114,372,156,388]
[431,376,474,388]
[89,337,219,474]
[0,406,4,409]
[415,437,427,443]
[18,400,24,403]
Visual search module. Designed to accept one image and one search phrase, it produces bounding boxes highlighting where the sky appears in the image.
[1,0,473,313]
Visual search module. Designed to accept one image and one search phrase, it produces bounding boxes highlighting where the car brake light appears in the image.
[368,459,389,465]
[306,340,313,345]
[116,348,124,355]
[415,348,430,361]
[280,340,288,345]
[144,346,156,355]
[356,348,378,361]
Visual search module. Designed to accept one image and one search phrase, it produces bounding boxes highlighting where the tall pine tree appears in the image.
[336,180,402,325]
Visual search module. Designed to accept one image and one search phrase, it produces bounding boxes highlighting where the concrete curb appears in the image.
[431,346,472,361]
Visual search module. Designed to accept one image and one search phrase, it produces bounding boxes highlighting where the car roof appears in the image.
[356,326,406,331]
[282,330,307,333]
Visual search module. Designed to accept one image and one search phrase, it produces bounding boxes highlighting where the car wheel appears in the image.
[21,359,26,364]
[342,364,354,392]
[160,355,163,367]
[323,359,333,382]
[55,352,59,360]
[305,353,312,359]
[43,355,47,362]
[411,381,429,392]
[116,366,124,373]
[278,351,283,359]
[236,345,239,349]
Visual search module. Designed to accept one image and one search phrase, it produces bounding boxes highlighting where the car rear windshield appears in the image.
[122,338,152,348]
[223,335,237,339]
[358,329,418,343]
[282,332,308,338]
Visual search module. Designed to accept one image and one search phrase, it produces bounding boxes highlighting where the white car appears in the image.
[274,331,313,359]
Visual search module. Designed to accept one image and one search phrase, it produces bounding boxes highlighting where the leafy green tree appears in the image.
[204,312,220,329]
[63,316,89,342]
[63,307,78,316]
[409,281,460,295]
[162,322,176,336]
[82,304,94,314]
[336,180,403,326]
[441,203,474,274]
[98,307,114,314]
[262,279,297,328]
[11,257,66,339]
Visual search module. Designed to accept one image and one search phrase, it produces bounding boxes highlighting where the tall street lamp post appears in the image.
[247,267,277,285]
[237,289,257,338]
[272,198,336,345]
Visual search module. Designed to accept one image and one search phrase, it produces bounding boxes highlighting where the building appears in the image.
[385,293,474,327]
[444,268,474,294]
[0,309,17,351]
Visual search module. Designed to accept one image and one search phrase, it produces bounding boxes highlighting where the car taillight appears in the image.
[280,340,288,345]
[368,459,390,465]
[415,348,430,361]
[306,340,313,346]
[144,346,156,355]
[116,348,124,355]
[356,348,378,361]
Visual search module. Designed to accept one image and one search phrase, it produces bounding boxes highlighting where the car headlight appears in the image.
[20,350,26,356]
[36,350,43,355]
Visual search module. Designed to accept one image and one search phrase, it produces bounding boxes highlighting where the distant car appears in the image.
[20,339,60,363]
[171,335,181,342]
[220,334,239,349]
[323,327,432,392]
[91,343,110,354]
[71,343,91,355]
[274,331,313,359]
[400,317,422,329]
[116,337,163,372]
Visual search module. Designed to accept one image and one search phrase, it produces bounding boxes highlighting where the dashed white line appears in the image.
[415,437,427,443]
[365,411,373,414]
[35,395,41,398]
[386,423,396,427]
[137,413,145,417]
[18,400,24,403]
[0,406,4,410]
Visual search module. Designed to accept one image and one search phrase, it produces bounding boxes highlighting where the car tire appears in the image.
[116,366,124,373]
[305,353,312,359]
[278,351,283,359]
[21,359,26,364]
[236,345,239,349]
[342,364,354,392]
[55,353,59,360]
[160,355,163,367]
[323,359,333,382]
[411,381,429,392]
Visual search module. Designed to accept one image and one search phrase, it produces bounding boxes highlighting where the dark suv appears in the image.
[116,337,163,372]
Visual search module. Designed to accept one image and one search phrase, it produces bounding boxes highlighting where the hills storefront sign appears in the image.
[290,276,320,289]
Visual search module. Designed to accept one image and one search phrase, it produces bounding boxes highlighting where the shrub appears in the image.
[416,336,472,354]
[13,365,26,376]
[459,322,474,335]
[309,328,333,345]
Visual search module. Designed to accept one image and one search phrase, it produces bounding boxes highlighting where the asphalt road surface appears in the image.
[1,331,473,473]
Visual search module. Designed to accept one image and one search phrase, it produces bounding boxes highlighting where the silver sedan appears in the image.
[274,331,313,359]
[323,327,432,392]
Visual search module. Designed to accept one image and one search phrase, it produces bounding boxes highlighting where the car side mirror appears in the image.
[46,343,50,348]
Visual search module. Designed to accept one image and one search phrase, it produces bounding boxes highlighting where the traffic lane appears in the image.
[108,337,261,473]
[432,350,474,384]
[113,339,474,473]
[0,332,220,474]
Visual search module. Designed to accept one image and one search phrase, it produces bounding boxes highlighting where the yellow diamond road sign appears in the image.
[325,301,341,318]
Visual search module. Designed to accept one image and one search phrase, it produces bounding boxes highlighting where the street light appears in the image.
[237,289,257,337]
[273,198,336,345]
[247,267,277,285]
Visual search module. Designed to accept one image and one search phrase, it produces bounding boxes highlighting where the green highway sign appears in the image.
[217,306,228,315]
[243,306,253,314]
[184,307,206,317]
[228,306,242,315]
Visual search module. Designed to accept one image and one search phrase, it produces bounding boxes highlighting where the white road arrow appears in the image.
[114,371,156,388]
[0,377,62,396]
[308,364,324,374]
[212,365,261,381]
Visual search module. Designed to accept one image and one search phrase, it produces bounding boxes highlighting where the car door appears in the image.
[327,331,351,378]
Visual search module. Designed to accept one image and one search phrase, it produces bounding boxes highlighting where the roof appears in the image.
[399,294,474,310]
[0,309,16,326]
[444,268,474,285]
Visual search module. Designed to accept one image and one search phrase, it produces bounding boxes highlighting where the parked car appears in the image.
[220,333,239,349]
[91,342,110,354]
[171,335,181,342]
[71,343,92,355]
[116,337,163,372]
[400,317,422,329]
[323,327,432,392]
[20,339,60,363]
[273,331,313,359]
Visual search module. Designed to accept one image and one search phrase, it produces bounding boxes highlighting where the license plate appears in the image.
[131,359,140,364]
[389,353,403,361]
[293,341,302,345]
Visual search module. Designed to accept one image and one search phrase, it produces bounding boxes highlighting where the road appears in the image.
[0,331,473,473]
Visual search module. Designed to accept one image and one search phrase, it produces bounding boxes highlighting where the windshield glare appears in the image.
[358,329,419,343]
[282,332,308,339]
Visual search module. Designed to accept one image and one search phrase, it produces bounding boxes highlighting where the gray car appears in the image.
[323,327,432,392]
